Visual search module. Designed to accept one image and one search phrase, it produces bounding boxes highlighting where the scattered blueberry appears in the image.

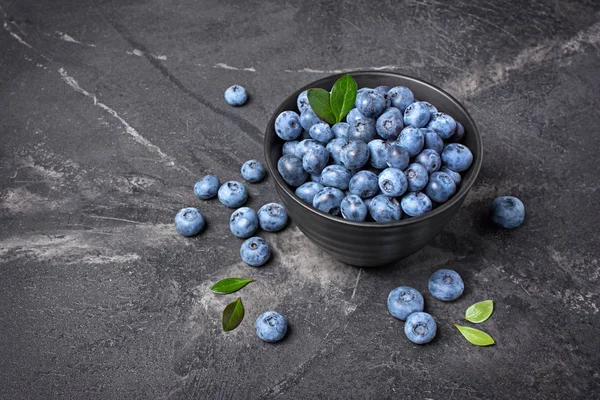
[428,269,464,301]
[194,175,220,200]
[277,155,308,187]
[368,195,402,222]
[397,127,425,157]
[312,187,345,215]
[440,166,462,186]
[489,196,525,229]
[297,90,309,113]
[224,85,247,106]
[386,144,409,170]
[376,108,404,140]
[379,168,408,197]
[174,207,205,236]
[332,122,350,139]
[229,207,259,238]
[414,149,441,174]
[404,312,437,344]
[422,128,444,154]
[425,171,456,203]
[255,311,288,343]
[355,89,387,118]
[241,160,266,183]
[404,163,429,192]
[282,140,299,157]
[349,170,379,198]
[258,203,288,232]
[302,144,329,174]
[218,181,248,208]
[275,111,303,140]
[340,140,370,170]
[309,122,334,144]
[300,107,325,131]
[320,165,353,190]
[240,237,270,267]
[340,195,368,221]
[427,112,457,139]
[326,138,348,165]
[404,102,431,128]
[387,286,424,321]
[367,139,389,169]
[388,86,415,112]
[441,143,473,172]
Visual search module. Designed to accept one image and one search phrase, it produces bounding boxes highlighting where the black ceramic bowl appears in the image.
[264,71,483,267]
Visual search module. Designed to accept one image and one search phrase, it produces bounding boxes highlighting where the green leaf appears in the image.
[222,297,245,332]
[465,300,494,323]
[307,88,336,125]
[330,75,358,123]
[454,324,495,346]
[211,278,254,294]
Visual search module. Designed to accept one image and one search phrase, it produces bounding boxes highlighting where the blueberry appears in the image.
[414,149,441,174]
[218,181,248,208]
[363,196,373,208]
[309,122,334,144]
[405,163,429,192]
[275,111,303,141]
[295,139,321,159]
[277,155,308,187]
[425,172,456,203]
[355,89,387,118]
[340,195,368,221]
[421,101,438,116]
[346,108,366,125]
[310,173,322,184]
[174,207,205,236]
[427,112,457,139]
[441,143,473,172]
[229,207,259,238]
[241,160,266,183]
[386,144,409,170]
[376,107,404,140]
[375,85,392,108]
[401,192,433,217]
[368,195,402,222]
[240,237,270,267]
[403,102,431,128]
[448,121,465,143]
[282,140,299,157]
[326,138,348,166]
[348,117,377,143]
[490,196,525,229]
[387,286,424,321]
[397,127,424,157]
[312,187,345,215]
[378,168,408,197]
[367,139,389,169]
[297,90,309,113]
[295,182,324,204]
[340,140,370,170]
[332,122,350,140]
[428,269,464,301]
[300,107,325,131]
[255,311,288,343]
[302,144,329,174]
[349,170,379,198]
[388,86,415,112]
[440,166,462,186]
[224,85,247,106]
[194,175,219,200]
[258,203,288,232]
[422,128,444,154]
[404,312,437,344]
[320,165,353,190]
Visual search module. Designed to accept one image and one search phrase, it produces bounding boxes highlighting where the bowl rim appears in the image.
[264,70,483,228]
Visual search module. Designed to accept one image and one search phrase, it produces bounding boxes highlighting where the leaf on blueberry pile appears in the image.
[464,300,494,323]
[307,88,337,125]
[211,277,255,294]
[330,74,358,123]
[453,324,495,346]
[222,297,245,332]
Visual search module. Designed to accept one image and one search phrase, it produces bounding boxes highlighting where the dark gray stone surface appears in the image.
[1,0,599,398]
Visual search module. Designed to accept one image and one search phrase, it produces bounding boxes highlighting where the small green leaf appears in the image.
[454,324,495,346]
[307,88,336,125]
[222,297,245,332]
[211,278,254,294]
[465,300,494,323]
[330,75,358,123]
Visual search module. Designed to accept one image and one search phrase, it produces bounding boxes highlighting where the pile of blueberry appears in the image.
[275,86,474,221]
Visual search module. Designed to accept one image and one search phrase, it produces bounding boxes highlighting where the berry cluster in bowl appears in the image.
[275,82,474,222]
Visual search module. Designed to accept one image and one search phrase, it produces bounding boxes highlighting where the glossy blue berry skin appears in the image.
[275,111,303,140]
[340,140,370,170]
[376,107,404,140]
[386,144,409,170]
[348,117,377,143]
[368,195,402,222]
[441,143,473,172]
[309,123,334,144]
[401,192,433,217]
[355,89,387,118]
[300,107,325,131]
[320,165,353,190]
[258,203,288,232]
[387,286,424,321]
[224,85,247,106]
[404,101,432,128]
[174,207,205,236]
[378,168,408,197]
[429,269,464,301]
[427,112,457,139]
[240,237,270,267]
[349,170,379,198]
[415,149,441,174]
[440,166,462,186]
[282,141,299,157]
[295,182,324,204]
[297,90,309,113]
[405,163,429,192]
[312,187,345,215]
[326,138,348,165]
[388,86,415,112]
[255,311,288,343]
[277,155,308,187]
[218,181,248,208]
[302,144,329,175]
[332,122,350,139]
[340,195,368,221]
[311,173,322,184]
[367,139,389,169]
[229,207,259,238]
[295,139,320,159]
[194,175,220,200]
[490,196,525,229]
[421,101,438,116]
[405,312,437,344]
[241,160,266,183]
[346,108,366,125]
[425,172,456,203]
[397,127,424,157]
[375,85,392,108]
[422,128,444,154]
